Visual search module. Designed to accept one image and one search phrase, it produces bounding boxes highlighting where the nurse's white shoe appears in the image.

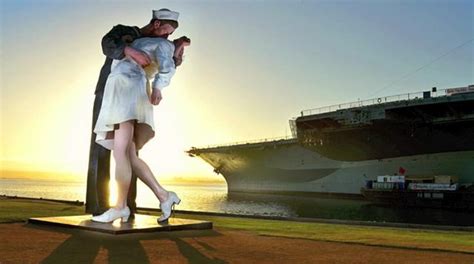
[91,206,130,223]
[158,191,181,223]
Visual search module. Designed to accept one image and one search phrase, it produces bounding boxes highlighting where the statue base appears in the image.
[28,214,212,235]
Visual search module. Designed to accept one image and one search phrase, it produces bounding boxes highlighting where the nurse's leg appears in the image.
[128,141,169,203]
[113,120,135,209]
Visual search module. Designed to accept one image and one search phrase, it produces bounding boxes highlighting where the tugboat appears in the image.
[361,174,474,210]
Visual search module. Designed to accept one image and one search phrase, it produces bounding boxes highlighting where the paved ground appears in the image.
[1,222,473,264]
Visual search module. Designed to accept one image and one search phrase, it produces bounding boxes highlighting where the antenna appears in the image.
[369,38,474,97]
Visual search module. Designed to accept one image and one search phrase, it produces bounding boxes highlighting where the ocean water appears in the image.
[1,178,473,226]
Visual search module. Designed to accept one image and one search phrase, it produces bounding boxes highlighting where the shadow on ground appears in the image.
[25,223,227,264]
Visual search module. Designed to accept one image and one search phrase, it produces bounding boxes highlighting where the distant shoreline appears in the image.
[0,177,226,185]
[0,177,84,184]
[1,168,226,185]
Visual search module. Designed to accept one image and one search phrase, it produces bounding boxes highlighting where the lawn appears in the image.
[1,197,472,254]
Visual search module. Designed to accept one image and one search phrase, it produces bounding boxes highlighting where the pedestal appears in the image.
[28,214,213,235]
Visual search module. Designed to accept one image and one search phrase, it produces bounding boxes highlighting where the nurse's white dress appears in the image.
[94,37,176,151]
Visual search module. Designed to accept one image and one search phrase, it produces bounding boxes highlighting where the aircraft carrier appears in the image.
[187,85,474,197]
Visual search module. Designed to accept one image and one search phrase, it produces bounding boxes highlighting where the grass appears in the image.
[1,198,473,254]
[141,211,474,254]
[0,199,84,222]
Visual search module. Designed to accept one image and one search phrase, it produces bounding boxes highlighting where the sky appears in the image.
[1,0,473,183]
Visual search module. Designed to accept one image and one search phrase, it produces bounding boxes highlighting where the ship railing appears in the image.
[190,134,297,150]
[299,88,455,117]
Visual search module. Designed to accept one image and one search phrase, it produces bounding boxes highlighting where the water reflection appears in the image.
[221,192,474,226]
[1,179,473,226]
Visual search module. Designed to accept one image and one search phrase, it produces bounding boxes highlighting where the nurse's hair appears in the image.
[172,36,190,67]
[173,36,190,45]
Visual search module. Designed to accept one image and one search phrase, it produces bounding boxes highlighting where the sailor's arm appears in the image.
[101,24,150,66]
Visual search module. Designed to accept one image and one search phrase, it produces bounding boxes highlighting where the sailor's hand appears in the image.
[124,46,151,67]
[150,88,162,105]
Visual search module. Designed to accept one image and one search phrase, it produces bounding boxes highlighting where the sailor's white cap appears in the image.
[153,8,179,22]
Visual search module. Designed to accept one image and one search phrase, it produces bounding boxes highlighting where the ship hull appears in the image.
[191,141,474,196]
[188,86,474,196]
